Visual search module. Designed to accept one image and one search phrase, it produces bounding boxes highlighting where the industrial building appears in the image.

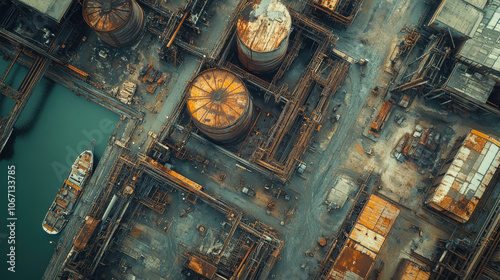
[321,194,400,279]
[426,130,500,223]
[309,0,365,26]
[394,0,500,115]
[1,0,500,279]
[394,259,430,280]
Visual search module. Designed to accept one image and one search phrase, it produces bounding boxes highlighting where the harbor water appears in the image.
[0,59,119,279]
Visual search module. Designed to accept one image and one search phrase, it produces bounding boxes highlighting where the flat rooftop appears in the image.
[465,0,488,9]
[396,259,430,280]
[429,0,483,38]
[329,194,400,279]
[427,129,500,223]
[445,63,496,104]
[16,0,73,22]
[457,0,500,73]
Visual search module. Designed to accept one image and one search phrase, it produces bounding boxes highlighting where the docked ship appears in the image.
[42,146,94,234]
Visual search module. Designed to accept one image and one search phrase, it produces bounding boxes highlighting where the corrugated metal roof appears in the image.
[457,0,500,73]
[429,0,484,38]
[399,260,430,280]
[445,63,496,104]
[427,130,500,223]
[357,194,400,236]
[187,255,217,278]
[329,195,400,279]
[348,223,385,254]
[330,246,375,280]
[464,0,488,9]
[17,0,73,22]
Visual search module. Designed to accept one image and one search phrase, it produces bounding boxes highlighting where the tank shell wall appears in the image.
[237,38,289,73]
[83,0,145,47]
[186,69,254,143]
[236,0,292,73]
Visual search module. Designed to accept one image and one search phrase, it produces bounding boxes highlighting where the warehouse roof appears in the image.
[329,194,400,279]
[398,260,430,280]
[16,0,73,22]
[464,0,488,9]
[427,130,500,223]
[429,0,483,38]
[457,0,500,73]
[445,63,496,104]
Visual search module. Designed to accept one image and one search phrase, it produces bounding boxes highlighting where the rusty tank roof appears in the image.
[237,0,292,52]
[82,0,133,32]
[187,69,250,129]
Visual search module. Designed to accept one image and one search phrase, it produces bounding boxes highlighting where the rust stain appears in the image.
[355,143,364,154]
[330,195,399,278]
[187,255,217,278]
[83,0,133,32]
[130,224,143,238]
[464,132,487,153]
[401,260,430,280]
[428,130,500,223]
[332,246,375,278]
[187,68,250,129]
[74,216,100,251]
[237,0,291,52]
[357,194,400,236]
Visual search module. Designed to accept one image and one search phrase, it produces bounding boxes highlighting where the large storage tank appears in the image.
[82,0,145,47]
[236,0,292,73]
[186,69,254,143]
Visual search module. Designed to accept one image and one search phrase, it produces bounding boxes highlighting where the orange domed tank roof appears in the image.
[187,69,250,129]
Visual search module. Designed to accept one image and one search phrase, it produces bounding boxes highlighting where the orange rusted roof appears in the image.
[237,0,291,52]
[330,246,375,279]
[427,130,500,223]
[348,223,385,255]
[187,69,250,129]
[187,255,217,279]
[357,194,400,236]
[399,260,430,280]
[83,0,133,32]
[74,216,100,251]
[313,0,341,11]
[329,194,399,279]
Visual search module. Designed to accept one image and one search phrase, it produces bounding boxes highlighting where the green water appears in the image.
[0,59,119,279]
